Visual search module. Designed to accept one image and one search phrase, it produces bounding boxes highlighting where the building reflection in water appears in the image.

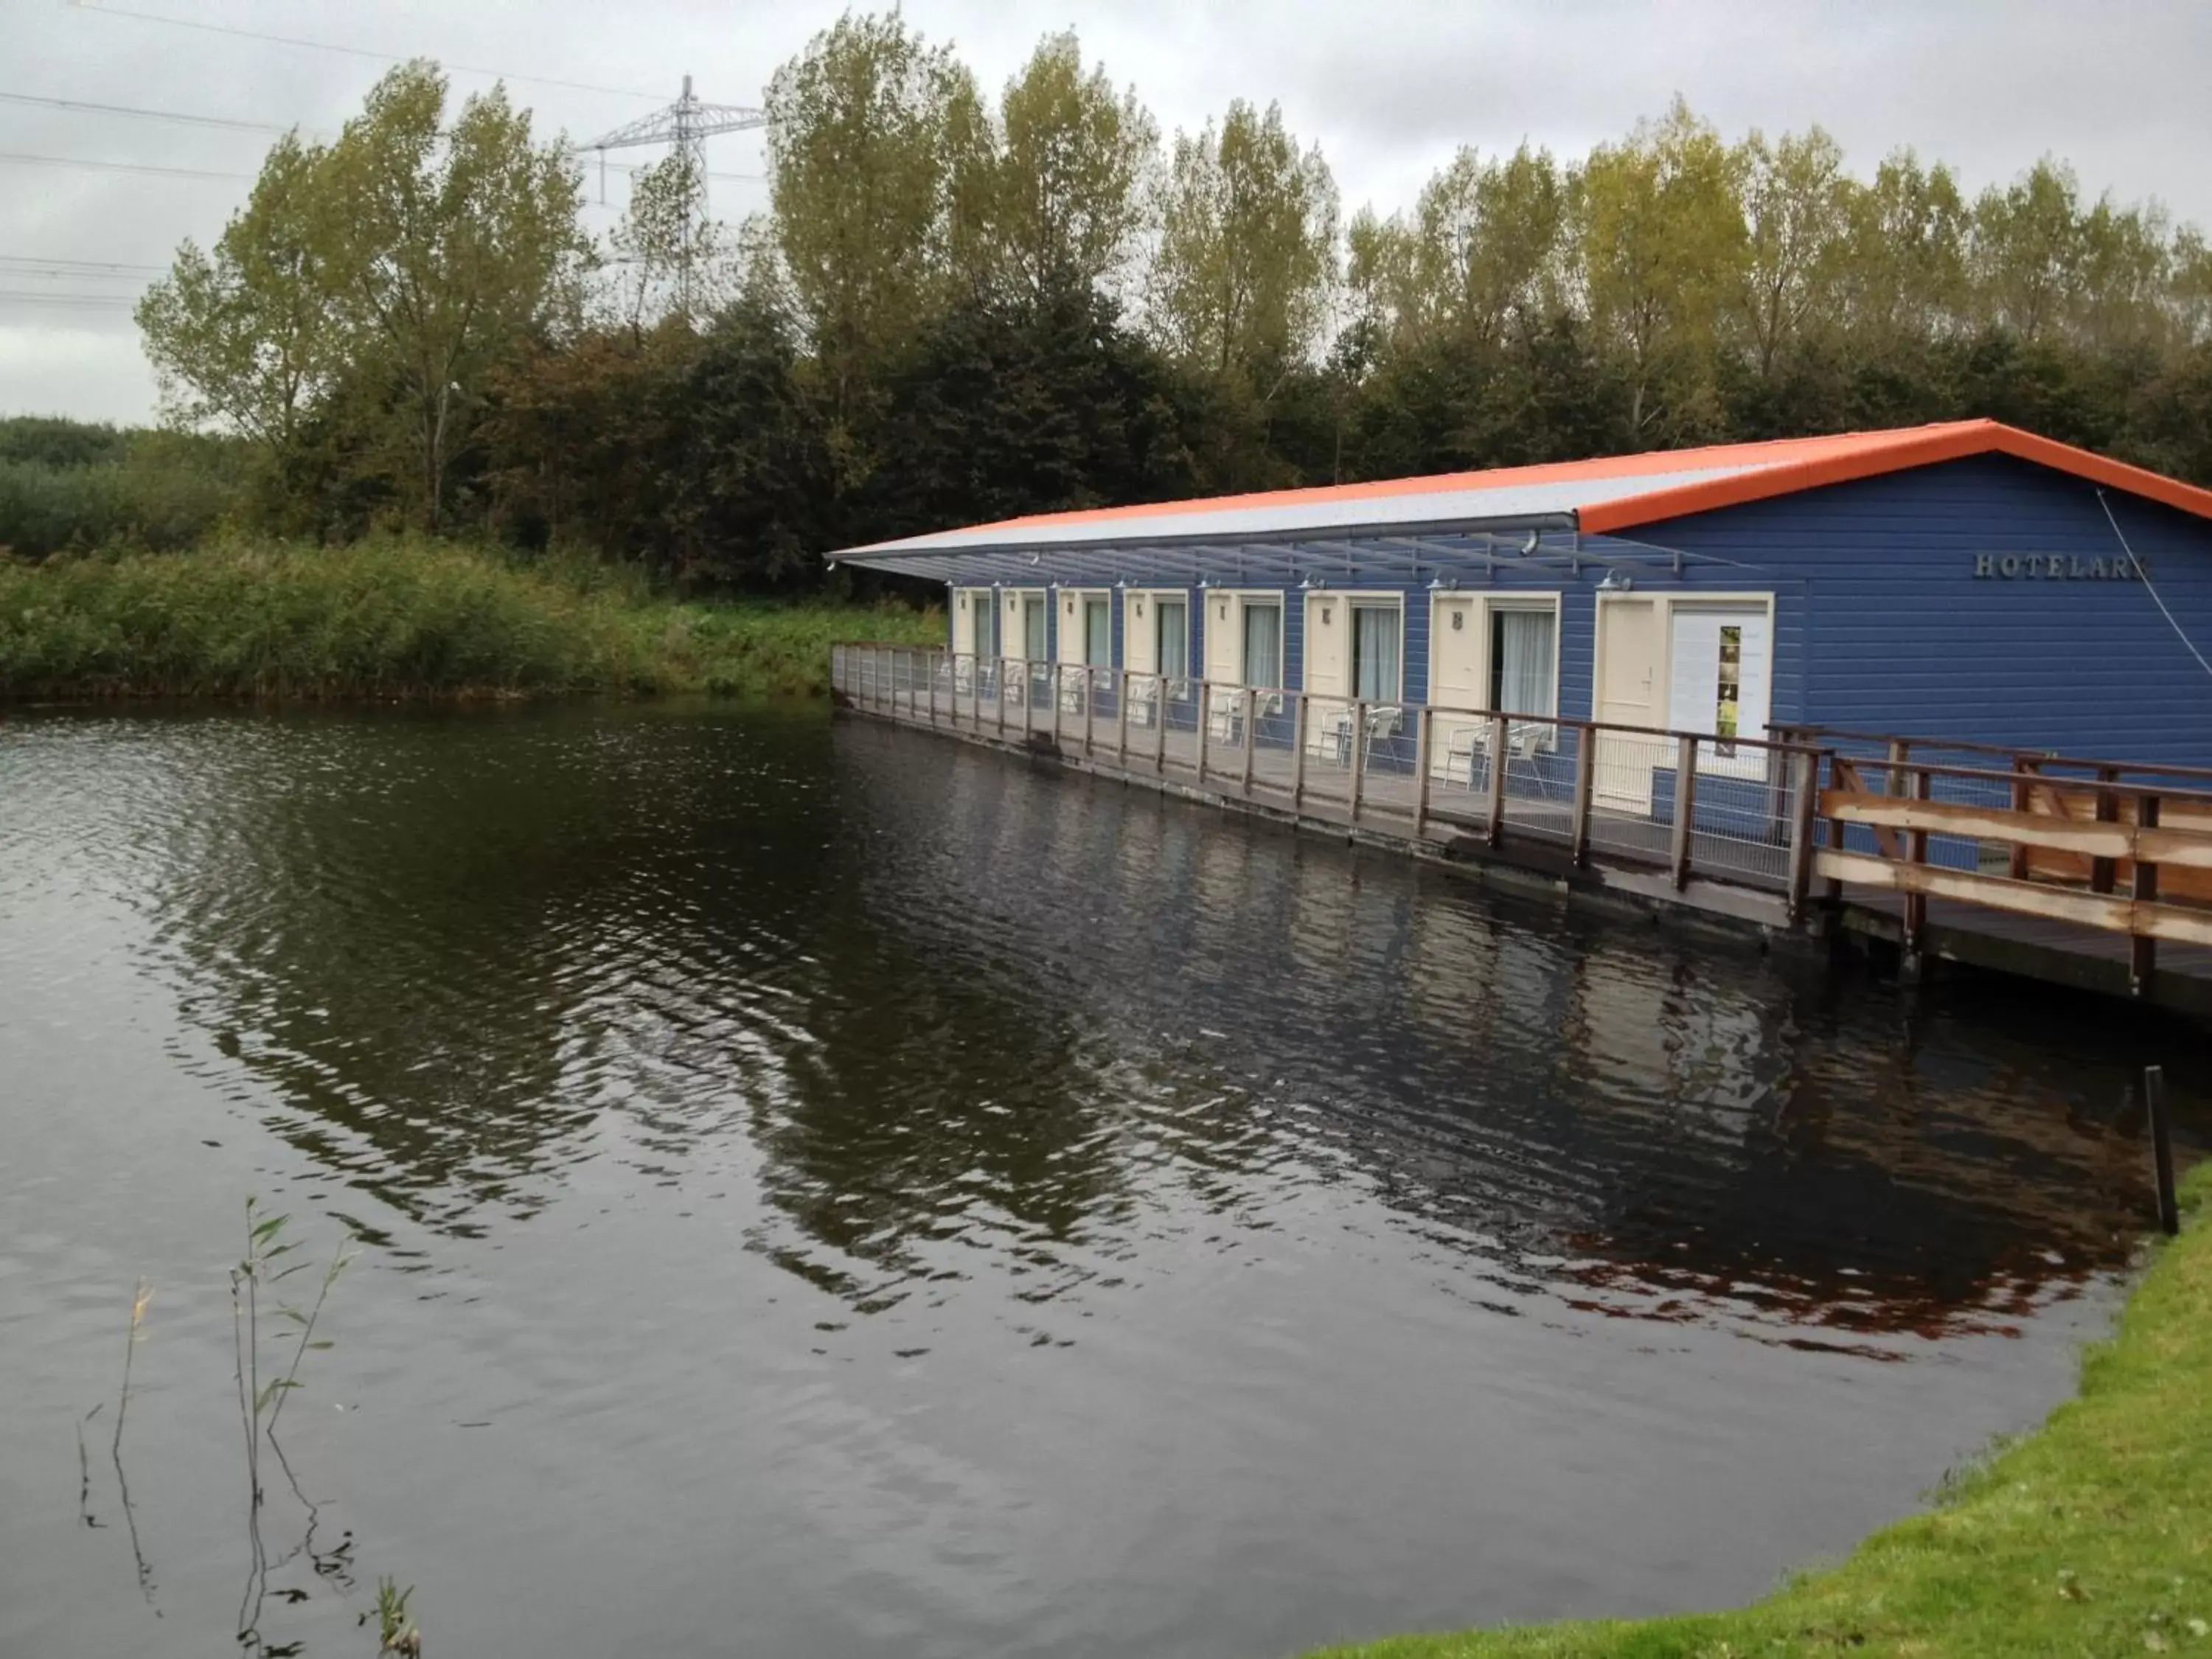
[100,703,2197,1338]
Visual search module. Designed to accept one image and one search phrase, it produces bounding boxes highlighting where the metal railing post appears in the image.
[1903,765,1932,956]
[1569,723,1595,866]
[927,650,939,728]
[1350,700,1369,824]
[1484,713,1509,846]
[1241,688,1257,793]
[2131,793,2160,996]
[1785,748,1818,920]
[1290,692,1307,813]
[1670,734,1700,890]
[1412,706,1433,838]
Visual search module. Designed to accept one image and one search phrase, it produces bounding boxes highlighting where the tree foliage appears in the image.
[131,14,2212,592]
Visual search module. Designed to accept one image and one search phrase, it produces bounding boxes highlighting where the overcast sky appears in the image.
[6,0,2210,425]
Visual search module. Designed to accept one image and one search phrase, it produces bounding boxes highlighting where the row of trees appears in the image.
[137,13,2212,588]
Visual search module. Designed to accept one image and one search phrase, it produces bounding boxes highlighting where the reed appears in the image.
[0,537,939,702]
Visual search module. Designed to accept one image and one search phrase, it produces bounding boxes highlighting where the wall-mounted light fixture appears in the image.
[1597,571,1634,594]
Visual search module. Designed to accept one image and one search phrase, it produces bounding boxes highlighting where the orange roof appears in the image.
[1575,420,2212,534]
[834,420,2212,562]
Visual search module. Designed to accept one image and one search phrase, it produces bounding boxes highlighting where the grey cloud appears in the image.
[5,0,2208,422]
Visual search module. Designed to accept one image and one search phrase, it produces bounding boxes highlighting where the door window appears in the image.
[1156,600,1188,679]
[1352,605,1401,703]
[1489,607,1557,717]
[1242,603,1281,687]
[1023,598,1047,661]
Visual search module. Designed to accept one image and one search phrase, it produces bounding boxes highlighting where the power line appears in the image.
[0,289,139,307]
[0,143,759,189]
[0,254,168,274]
[0,149,251,181]
[67,0,667,102]
[0,88,290,133]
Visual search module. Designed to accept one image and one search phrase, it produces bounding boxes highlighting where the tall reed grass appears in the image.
[0,538,939,700]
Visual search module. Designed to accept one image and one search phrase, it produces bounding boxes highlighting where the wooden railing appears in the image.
[1815,751,2212,992]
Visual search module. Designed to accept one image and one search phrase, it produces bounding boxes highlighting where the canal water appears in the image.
[2,704,2199,1659]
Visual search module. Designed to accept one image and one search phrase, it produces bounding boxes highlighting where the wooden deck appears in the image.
[834,649,2212,1020]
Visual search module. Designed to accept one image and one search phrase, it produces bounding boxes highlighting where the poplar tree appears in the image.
[1150,100,1339,383]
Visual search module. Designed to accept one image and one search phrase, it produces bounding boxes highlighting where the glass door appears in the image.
[1667,605,1771,779]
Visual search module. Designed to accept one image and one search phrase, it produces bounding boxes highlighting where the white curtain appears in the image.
[1354,606,1400,702]
[1495,609,1556,716]
[1157,601,1188,678]
[1242,604,1281,686]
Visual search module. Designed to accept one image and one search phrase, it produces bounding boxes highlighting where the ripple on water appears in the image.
[0,703,2199,1659]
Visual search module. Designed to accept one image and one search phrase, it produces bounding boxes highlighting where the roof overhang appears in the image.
[827,421,2212,577]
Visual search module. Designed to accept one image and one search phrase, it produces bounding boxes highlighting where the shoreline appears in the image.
[1305,1165,2211,1658]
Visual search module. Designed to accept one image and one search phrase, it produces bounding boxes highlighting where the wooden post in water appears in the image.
[2132,794,2160,995]
[1412,707,1433,840]
[1484,713,1509,847]
[2008,757,2037,880]
[927,651,939,728]
[1196,681,1211,785]
[1568,725,1595,867]
[2092,765,2121,894]
[1116,670,1130,765]
[1670,735,1700,890]
[2146,1064,2180,1236]
[995,657,1006,738]
[1082,667,1096,759]
[1157,677,1169,775]
[1290,692,1308,814]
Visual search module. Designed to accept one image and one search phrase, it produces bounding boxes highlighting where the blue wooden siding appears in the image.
[1646,455,2212,764]
[930,456,2212,766]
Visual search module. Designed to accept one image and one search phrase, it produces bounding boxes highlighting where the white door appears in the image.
[1204,593,1239,684]
[1668,605,1772,779]
[1429,596,1484,781]
[1593,598,1663,810]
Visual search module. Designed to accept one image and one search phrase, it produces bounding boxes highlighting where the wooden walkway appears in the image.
[833,648,2212,1020]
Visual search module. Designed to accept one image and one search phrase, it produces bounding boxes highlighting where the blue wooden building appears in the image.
[832,421,2212,768]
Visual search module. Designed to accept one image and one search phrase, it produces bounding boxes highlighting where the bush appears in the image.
[0,537,939,700]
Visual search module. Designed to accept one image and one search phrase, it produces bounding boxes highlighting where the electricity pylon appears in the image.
[582,76,765,319]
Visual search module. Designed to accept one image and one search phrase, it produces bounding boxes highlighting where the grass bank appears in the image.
[1311,1164,2212,1659]
[0,538,939,700]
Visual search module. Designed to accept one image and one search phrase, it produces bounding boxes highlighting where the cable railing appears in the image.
[832,644,2212,996]
[830,644,1827,914]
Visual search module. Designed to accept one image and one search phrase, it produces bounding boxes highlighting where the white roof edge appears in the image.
[827,463,1761,561]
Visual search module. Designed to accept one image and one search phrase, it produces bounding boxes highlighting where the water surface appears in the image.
[1,703,2199,1659]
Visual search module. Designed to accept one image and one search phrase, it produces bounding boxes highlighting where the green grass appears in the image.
[1310,1165,2212,1659]
[0,538,939,700]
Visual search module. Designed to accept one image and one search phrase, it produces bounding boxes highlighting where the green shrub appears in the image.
[0,537,938,700]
